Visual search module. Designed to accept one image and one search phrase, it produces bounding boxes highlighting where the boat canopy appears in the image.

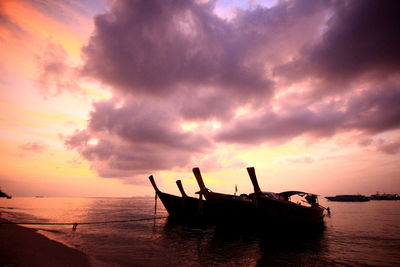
[278,191,316,198]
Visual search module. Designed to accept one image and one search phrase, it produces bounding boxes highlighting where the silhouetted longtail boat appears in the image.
[148,175,210,220]
[193,167,325,226]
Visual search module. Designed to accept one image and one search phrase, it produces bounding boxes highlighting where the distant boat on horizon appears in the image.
[0,188,12,199]
[370,193,400,200]
[325,195,370,202]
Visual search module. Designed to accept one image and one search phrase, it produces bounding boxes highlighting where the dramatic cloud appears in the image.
[20,141,46,153]
[274,0,400,90]
[82,0,269,95]
[217,82,400,144]
[65,97,213,179]
[63,0,400,180]
[81,0,330,119]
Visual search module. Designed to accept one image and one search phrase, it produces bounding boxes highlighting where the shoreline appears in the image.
[0,218,91,267]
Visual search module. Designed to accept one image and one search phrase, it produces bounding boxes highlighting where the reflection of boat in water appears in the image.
[148,175,214,221]
[162,215,325,267]
[370,193,400,200]
[325,195,370,202]
[0,188,12,199]
[193,167,326,227]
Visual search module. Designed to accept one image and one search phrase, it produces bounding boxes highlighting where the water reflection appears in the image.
[2,198,399,266]
[162,218,327,267]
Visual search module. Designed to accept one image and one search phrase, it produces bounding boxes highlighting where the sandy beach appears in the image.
[0,219,90,267]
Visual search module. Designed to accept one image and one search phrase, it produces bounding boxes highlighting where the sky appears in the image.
[0,0,399,197]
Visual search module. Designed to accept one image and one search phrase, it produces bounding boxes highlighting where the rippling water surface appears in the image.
[1,197,399,266]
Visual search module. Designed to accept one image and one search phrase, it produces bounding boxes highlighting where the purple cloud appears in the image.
[376,140,400,155]
[217,83,400,144]
[82,0,270,95]
[80,0,331,120]
[274,0,400,90]
[65,97,213,179]
[20,141,46,153]
[62,0,400,181]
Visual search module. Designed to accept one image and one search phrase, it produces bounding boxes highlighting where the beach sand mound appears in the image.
[0,219,90,267]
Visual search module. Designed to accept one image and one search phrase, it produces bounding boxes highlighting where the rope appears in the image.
[154,192,158,216]
[0,216,167,226]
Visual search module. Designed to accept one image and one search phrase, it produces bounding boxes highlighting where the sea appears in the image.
[1,197,399,266]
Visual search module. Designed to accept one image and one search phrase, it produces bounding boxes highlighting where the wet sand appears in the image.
[0,219,90,267]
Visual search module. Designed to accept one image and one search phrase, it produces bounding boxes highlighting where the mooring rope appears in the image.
[0,216,168,230]
[154,192,158,216]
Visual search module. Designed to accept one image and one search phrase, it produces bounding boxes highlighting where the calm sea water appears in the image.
[1,197,399,266]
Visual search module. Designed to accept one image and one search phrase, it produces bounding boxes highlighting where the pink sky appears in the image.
[1,0,399,197]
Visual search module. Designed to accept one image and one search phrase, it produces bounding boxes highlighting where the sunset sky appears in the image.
[1,0,399,197]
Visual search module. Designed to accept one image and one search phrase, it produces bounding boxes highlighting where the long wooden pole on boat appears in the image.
[149,175,161,194]
[192,167,207,192]
[176,180,188,198]
[192,167,205,215]
[247,167,261,208]
[247,167,261,194]
[176,179,188,212]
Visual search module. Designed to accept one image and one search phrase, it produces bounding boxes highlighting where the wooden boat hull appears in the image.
[195,167,324,227]
[149,175,213,221]
[201,192,256,222]
[255,196,324,226]
[157,191,209,220]
[202,192,323,226]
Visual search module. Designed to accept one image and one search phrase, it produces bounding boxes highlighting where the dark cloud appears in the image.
[275,0,400,90]
[217,83,400,144]
[344,83,400,134]
[82,0,269,95]
[216,106,343,144]
[81,0,329,119]
[20,141,46,153]
[65,0,400,181]
[376,140,400,155]
[357,137,373,147]
[65,98,213,179]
